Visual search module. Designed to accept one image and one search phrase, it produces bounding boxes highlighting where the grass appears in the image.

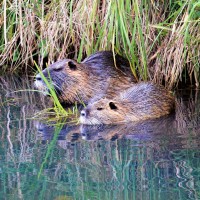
[32,63,78,122]
[34,61,66,115]
[0,0,199,88]
[33,61,80,122]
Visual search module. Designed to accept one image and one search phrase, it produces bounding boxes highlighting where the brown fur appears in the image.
[80,82,175,125]
[35,51,137,103]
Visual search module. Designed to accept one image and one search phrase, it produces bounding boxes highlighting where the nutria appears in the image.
[34,51,137,103]
[80,82,175,125]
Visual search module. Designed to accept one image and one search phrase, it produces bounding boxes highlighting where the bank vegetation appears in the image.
[0,0,200,88]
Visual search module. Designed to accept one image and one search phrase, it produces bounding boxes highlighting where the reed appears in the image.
[0,0,199,88]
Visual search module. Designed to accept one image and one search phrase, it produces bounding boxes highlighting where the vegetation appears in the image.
[0,5,200,196]
[0,0,200,88]
[34,61,69,118]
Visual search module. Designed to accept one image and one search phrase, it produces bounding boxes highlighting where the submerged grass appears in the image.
[0,0,200,88]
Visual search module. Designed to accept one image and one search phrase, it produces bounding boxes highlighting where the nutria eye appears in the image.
[53,67,63,72]
[97,107,103,111]
[68,61,77,70]
[109,102,118,110]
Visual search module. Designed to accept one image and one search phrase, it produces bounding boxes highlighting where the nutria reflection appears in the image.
[35,121,81,142]
[80,115,175,141]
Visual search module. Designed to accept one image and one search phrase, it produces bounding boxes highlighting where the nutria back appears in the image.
[80,82,175,125]
[34,51,137,103]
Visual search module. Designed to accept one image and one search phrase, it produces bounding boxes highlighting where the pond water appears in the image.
[0,76,200,200]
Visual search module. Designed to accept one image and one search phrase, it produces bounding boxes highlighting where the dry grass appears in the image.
[0,0,199,88]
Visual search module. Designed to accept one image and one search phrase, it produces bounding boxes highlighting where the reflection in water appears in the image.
[0,76,200,199]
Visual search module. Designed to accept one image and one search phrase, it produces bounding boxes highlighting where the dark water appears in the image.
[0,76,200,200]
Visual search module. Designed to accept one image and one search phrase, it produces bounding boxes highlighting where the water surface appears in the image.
[0,76,200,200]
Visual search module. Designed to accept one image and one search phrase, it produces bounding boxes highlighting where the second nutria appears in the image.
[34,51,137,104]
[80,82,175,125]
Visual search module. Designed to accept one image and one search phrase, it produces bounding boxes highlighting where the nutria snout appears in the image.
[34,51,137,103]
[80,82,175,125]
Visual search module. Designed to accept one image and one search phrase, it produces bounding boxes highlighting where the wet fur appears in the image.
[80,82,175,125]
[35,51,136,103]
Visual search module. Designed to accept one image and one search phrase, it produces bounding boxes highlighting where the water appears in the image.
[0,76,200,200]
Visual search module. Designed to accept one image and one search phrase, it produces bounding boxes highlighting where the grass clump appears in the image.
[34,61,79,122]
[0,0,199,88]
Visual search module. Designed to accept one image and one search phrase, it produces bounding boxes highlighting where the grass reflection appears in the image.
[0,76,200,199]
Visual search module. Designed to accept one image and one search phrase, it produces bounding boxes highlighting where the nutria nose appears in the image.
[81,110,86,117]
[36,74,42,81]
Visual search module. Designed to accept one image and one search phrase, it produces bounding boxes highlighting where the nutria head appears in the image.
[34,59,96,103]
[80,98,127,125]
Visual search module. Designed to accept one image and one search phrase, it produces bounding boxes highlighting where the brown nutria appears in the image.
[34,51,137,103]
[80,82,175,125]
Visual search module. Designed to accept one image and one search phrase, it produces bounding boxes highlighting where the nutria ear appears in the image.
[67,60,78,71]
[109,102,118,110]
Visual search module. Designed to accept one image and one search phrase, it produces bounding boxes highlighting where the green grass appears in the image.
[34,62,79,122]
[0,0,199,88]
[34,61,66,115]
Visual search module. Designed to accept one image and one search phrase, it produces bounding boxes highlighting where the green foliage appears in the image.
[34,62,79,121]
[0,0,199,87]
[34,61,67,115]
